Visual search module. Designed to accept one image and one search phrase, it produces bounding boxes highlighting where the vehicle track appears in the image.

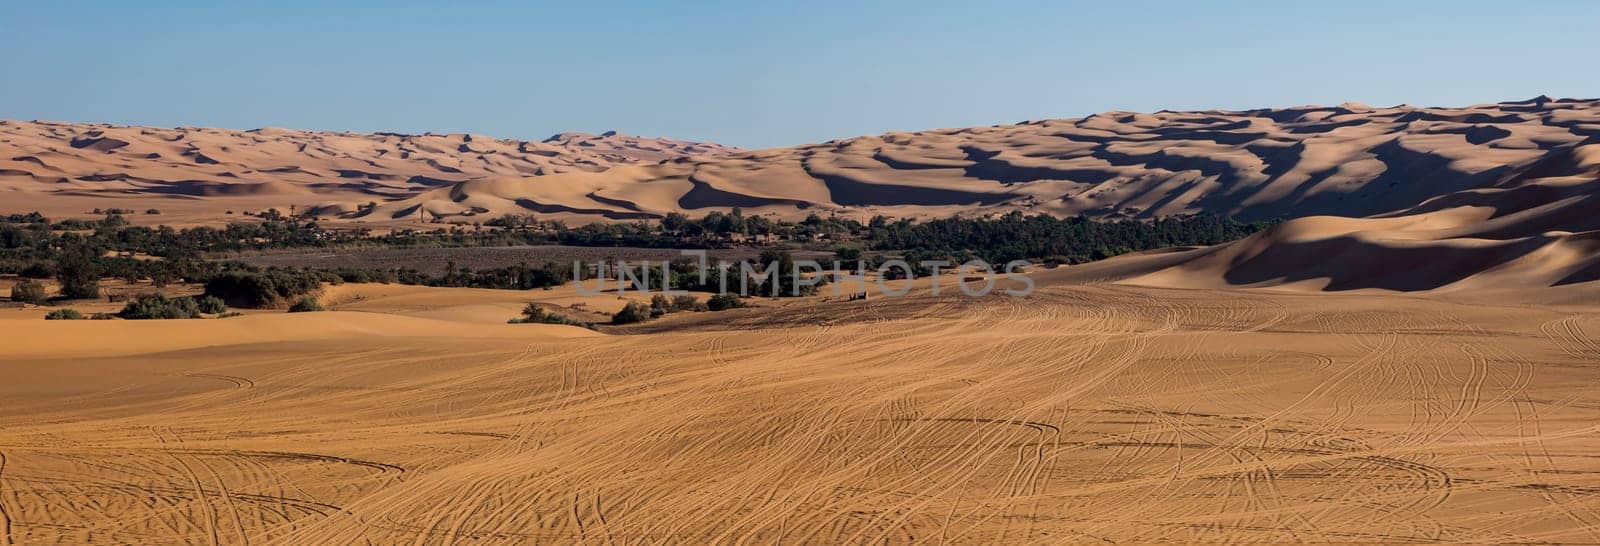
[3,285,1600,543]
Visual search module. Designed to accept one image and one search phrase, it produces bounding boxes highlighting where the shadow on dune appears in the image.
[513,198,659,220]
[1221,235,1547,291]
[810,169,1016,206]
[678,175,814,209]
[139,180,301,197]
[960,147,1118,184]
[1557,260,1600,285]
[69,136,130,152]
[584,191,650,212]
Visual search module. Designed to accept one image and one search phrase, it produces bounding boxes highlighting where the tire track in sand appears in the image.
[0,450,12,546]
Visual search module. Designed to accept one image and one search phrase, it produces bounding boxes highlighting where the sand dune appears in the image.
[6,279,1600,543]
[0,121,739,225]
[10,98,1600,543]
[4,97,1595,227]
[341,96,1600,226]
[1127,135,1600,291]
[6,97,1600,290]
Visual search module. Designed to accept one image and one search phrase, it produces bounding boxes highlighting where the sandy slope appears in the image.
[1125,132,1600,291]
[4,278,1600,543]
[8,98,1600,544]
[9,97,1600,291]
[0,122,739,226]
[5,97,1596,227]
[9,96,1600,289]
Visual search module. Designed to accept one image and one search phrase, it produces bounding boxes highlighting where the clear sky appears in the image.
[4,1,1597,148]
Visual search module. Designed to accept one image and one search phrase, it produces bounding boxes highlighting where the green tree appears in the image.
[56,249,101,299]
[661,212,691,234]
[834,246,862,268]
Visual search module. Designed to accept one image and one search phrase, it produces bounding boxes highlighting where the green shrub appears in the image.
[707,293,744,311]
[118,294,201,319]
[216,311,243,319]
[204,270,324,308]
[641,293,705,315]
[287,297,324,313]
[519,302,548,322]
[44,308,84,320]
[610,301,650,325]
[10,279,48,305]
[671,294,705,312]
[509,302,594,329]
[195,295,227,314]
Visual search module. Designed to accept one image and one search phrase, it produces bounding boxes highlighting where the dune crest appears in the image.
[3,97,1596,227]
[0,121,740,222]
[6,97,1600,290]
[381,96,1599,226]
[1127,136,1600,291]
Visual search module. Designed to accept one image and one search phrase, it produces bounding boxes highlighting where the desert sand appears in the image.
[9,97,1600,289]
[4,275,1600,544]
[0,123,741,227]
[6,97,1597,228]
[7,97,1600,543]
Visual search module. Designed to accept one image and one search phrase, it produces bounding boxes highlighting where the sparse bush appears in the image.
[216,311,243,318]
[671,294,705,312]
[90,312,116,320]
[145,208,161,215]
[520,301,547,322]
[10,279,47,305]
[509,302,594,329]
[643,293,704,315]
[44,308,84,320]
[707,293,744,311]
[195,295,227,314]
[118,294,201,319]
[610,301,650,325]
[287,296,323,313]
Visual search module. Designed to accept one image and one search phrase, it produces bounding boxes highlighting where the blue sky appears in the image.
[3,1,1596,148]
